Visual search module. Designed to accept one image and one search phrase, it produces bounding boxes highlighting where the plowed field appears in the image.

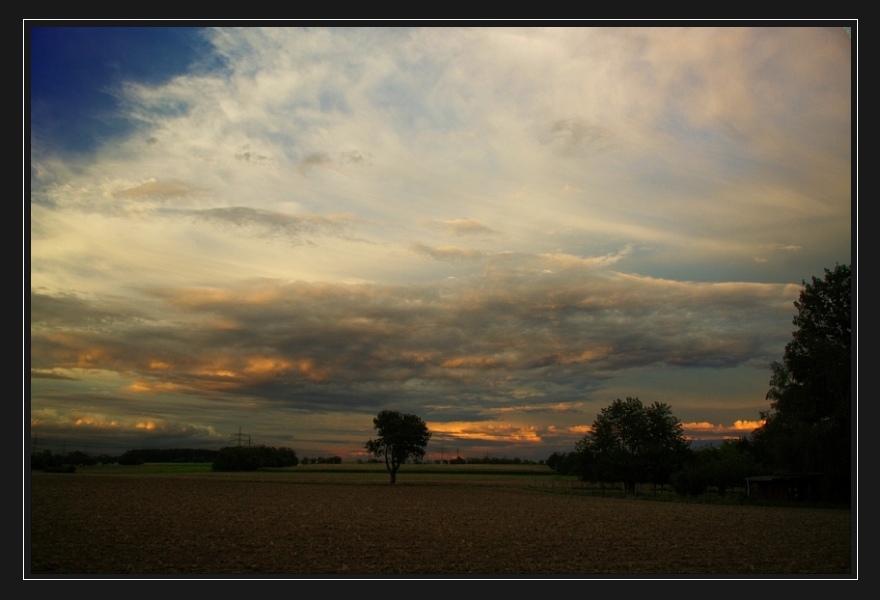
[27,470,853,577]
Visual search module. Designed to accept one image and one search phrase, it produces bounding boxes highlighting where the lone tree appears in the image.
[751,264,852,502]
[575,397,691,494]
[365,410,431,484]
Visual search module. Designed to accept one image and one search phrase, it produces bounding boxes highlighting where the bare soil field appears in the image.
[27,469,853,577]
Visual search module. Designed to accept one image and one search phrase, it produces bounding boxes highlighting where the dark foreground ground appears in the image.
[27,470,853,577]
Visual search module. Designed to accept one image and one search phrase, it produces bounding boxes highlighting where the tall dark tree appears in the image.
[752,264,852,502]
[642,400,693,491]
[365,410,431,484]
[575,397,690,494]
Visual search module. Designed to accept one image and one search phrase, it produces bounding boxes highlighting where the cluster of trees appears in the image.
[548,264,852,503]
[547,397,694,494]
[548,435,759,497]
[576,397,691,494]
[211,445,299,472]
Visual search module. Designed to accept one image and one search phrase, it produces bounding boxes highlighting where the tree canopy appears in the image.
[365,410,431,484]
[575,397,691,494]
[751,263,852,502]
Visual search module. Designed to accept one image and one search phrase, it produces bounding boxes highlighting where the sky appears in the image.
[27,25,854,462]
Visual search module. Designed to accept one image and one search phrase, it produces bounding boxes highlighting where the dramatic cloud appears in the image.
[28,25,852,460]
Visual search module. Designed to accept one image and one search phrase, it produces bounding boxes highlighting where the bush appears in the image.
[671,467,708,497]
[546,451,582,476]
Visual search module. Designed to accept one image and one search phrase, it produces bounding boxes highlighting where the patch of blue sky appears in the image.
[29,26,212,155]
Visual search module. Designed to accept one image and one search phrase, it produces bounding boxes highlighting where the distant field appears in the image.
[73,462,556,476]
[27,466,853,577]
[81,462,216,475]
[70,462,564,483]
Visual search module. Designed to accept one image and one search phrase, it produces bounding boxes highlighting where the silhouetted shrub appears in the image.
[671,466,708,497]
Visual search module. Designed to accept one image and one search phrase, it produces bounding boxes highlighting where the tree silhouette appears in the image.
[752,264,852,502]
[576,397,690,494]
[365,410,431,484]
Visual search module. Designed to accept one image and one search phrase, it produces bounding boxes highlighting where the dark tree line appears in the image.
[30,449,114,471]
[670,438,759,497]
[119,448,220,465]
[30,447,221,469]
[211,445,299,471]
[549,264,852,504]
[30,446,301,472]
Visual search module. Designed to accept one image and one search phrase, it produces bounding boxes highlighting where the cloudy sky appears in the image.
[27,25,853,461]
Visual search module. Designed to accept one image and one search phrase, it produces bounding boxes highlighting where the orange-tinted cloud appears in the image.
[126,380,186,394]
[428,421,544,443]
[244,356,295,376]
[682,420,764,438]
[441,355,498,369]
